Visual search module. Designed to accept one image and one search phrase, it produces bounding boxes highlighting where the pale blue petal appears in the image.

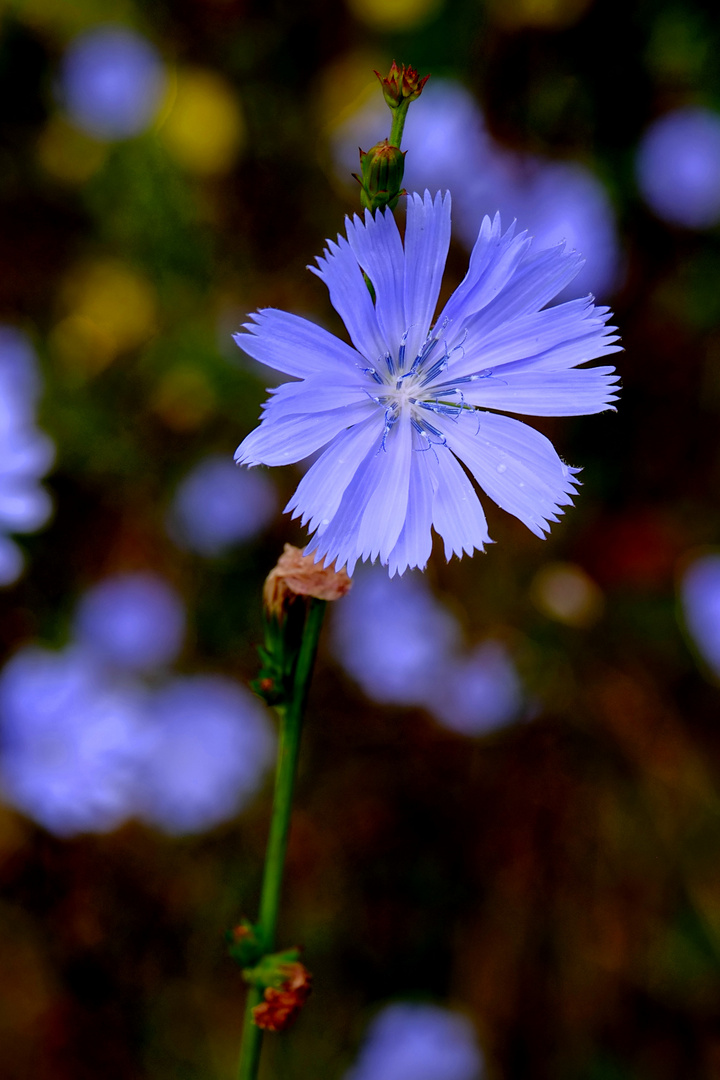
[460,242,585,343]
[310,235,388,362]
[356,413,413,562]
[345,207,406,351]
[285,418,383,534]
[438,297,619,382]
[431,445,492,559]
[260,373,371,422]
[436,214,531,344]
[306,438,388,576]
[402,191,452,361]
[234,309,361,377]
[436,411,579,538]
[385,428,436,576]
[457,367,620,415]
[235,401,377,467]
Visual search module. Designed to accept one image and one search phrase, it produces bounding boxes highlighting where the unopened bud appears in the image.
[374,61,429,109]
[227,919,265,967]
[353,139,406,213]
[263,544,352,621]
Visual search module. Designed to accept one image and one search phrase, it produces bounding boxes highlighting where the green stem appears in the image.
[237,598,327,1080]
[389,101,410,149]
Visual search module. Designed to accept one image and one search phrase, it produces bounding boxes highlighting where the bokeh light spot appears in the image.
[531,561,605,627]
[679,553,720,678]
[0,646,148,837]
[58,25,167,140]
[344,1002,484,1080]
[331,567,460,707]
[73,571,186,672]
[428,641,524,736]
[167,454,277,556]
[0,327,54,587]
[36,116,107,184]
[54,259,158,372]
[159,68,245,175]
[636,107,720,229]
[136,675,275,835]
[485,0,593,30]
[344,0,444,31]
[151,366,216,430]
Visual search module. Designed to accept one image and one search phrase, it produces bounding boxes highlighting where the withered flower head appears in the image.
[263,544,352,619]
[251,961,312,1032]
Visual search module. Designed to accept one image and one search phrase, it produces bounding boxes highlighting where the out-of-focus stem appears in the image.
[237,599,326,1080]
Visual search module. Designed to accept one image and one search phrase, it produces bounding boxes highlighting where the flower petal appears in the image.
[234,309,361,378]
[310,234,389,362]
[461,241,586,343]
[436,410,579,538]
[306,438,386,576]
[285,417,383,534]
[438,296,620,382]
[345,207,406,352]
[307,415,413,574]
[436,214,531,342]
[235,401,377,467]
[402,191,452,362]
[356,413,413,562]
[430,445,491,559]
[260,373,372,422]
[456,367,620,416]
[385,430,437,576]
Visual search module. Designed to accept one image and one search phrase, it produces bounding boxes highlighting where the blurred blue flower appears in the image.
[402,80,496,198]
[73,571,186,672]
[58,26,167,140]
[427,640,523,735]
[458,157,622,302]
[0,646,147,836]
[680,554,720,676]
[136,675,275,834]
[344,1002,484,1080]
[0,327,54,586]
[636,107,720,228]
[331,566,460,706]
[236,192,620,575]
[167,454,277,555]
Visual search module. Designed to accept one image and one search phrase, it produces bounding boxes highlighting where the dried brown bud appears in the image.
[252,962,312,1032]
[263,544,352,619]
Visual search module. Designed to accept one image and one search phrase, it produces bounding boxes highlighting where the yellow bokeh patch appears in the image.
[52,260,158,375]
[158,67,245,176]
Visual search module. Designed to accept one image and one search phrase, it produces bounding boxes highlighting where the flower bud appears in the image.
[354,139,406,213]
[374,61,429,108]
[227,919,266,967]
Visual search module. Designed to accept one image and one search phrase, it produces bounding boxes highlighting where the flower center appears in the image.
[360,324,469,450]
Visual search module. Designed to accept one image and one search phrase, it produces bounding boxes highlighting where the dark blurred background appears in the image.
[3,0,720,1077]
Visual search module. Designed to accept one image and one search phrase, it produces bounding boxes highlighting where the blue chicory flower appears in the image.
[235,191,620,576]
